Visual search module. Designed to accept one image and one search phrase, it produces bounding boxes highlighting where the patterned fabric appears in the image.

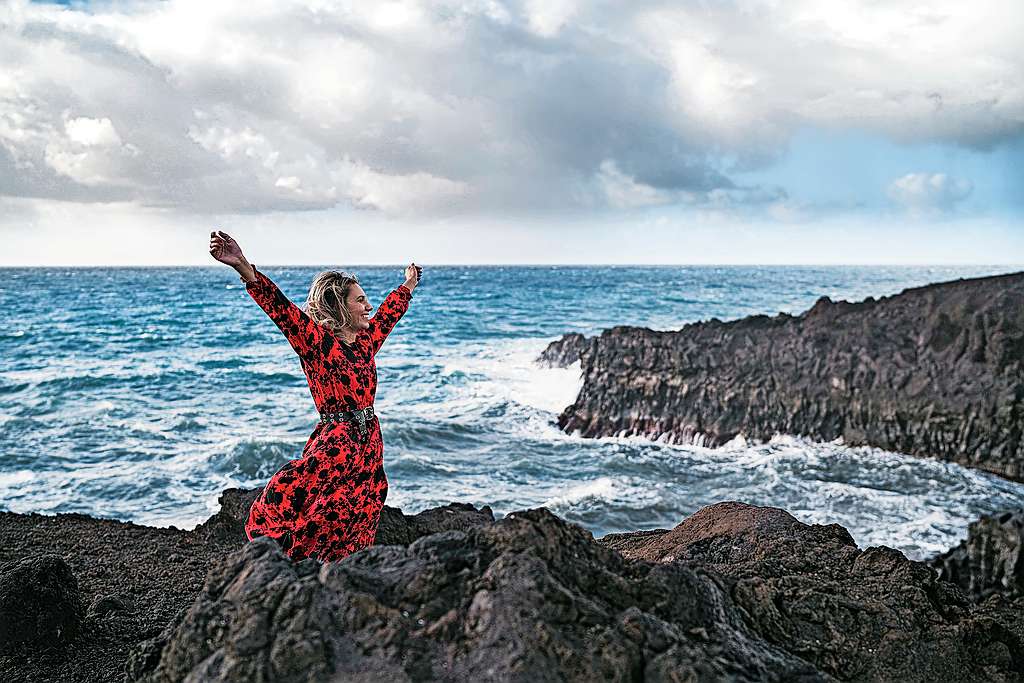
[241,266,412,562]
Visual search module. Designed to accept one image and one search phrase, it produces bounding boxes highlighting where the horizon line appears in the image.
[1,263,1022,269]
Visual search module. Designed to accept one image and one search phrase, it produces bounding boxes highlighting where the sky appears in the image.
[1,0,1022,265]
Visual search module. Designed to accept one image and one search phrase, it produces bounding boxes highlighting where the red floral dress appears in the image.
[241,266,413,562]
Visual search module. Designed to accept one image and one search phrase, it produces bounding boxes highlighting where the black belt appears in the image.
[320,405,375,439]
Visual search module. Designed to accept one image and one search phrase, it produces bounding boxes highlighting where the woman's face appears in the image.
[344,284,372,331]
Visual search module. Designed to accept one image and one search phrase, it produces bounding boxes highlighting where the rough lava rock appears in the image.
[553,271,1024,480]
[6,489,1024,682]
[129,507,825,683]
[600,501,1023,681]
[375,501,497,546]
[931,508,1024,601]
[0,492,494,683]
[192,487,262,544]
[0,554,84,653]
[536,332,593,368]
[129,501,1024,683]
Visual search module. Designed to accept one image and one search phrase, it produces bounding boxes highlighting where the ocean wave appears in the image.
[388,454,461,478]
[208,439,305,480]
[541,477,620,507]
[0,380,30,396]
[197,358,246,370]
[171,417,206,433]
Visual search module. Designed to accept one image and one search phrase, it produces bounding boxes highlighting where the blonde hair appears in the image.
[305,270,361,340]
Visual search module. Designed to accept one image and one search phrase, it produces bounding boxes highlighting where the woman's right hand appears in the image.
[209,230,246,269]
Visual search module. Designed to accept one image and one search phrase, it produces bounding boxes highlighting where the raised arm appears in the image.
[368,285,413,356]
[243,266,323,358]
[210,230,322,358]
[367,262,421,356]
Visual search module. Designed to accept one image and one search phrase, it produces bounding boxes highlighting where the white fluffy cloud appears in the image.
[0,0,1020,216]
[887,172,974,214]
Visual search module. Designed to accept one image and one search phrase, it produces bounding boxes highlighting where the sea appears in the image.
[2,264,1023,561]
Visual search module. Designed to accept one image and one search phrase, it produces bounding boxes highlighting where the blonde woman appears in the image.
[209,230,421,562]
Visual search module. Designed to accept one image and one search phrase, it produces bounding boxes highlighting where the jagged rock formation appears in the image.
[600,501,1023,680]
[0,554,84,654]
[129,507,825,683]
[191,488,262,545]
[375,501,497,545]
[931,508,1024,601]
[536,332,591,368]
[550,271,1024,480]
[5,487,1024,682]
[130,501,1024,683]
[0,489,494,683]
[0,504,251,683]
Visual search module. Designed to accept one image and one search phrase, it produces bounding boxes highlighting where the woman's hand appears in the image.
[209,230,246,268]
[403,262,422,292]
[210,230,256,282]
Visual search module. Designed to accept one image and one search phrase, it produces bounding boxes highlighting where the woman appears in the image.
[208,230,421,562]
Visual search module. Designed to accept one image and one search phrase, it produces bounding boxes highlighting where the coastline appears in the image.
[3,488,1022,682]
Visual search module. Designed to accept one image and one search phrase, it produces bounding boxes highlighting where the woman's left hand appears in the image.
[404,262,422,290]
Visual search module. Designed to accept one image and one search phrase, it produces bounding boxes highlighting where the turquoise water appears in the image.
[2,264,1022,560]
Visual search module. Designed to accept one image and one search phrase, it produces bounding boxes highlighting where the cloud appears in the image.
[0,0,1020,217]
[887,172,974,214]
[64,116,122,147]
[596,160,677,209]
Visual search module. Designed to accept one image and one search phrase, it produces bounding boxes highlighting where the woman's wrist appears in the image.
[237,259,257,283]
[401,279,417,293]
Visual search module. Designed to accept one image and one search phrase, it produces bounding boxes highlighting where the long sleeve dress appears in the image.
[240,266,413,562]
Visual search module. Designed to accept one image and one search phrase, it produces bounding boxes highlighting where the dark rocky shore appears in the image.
[3,489,1023,682]
[548,270,1024,481]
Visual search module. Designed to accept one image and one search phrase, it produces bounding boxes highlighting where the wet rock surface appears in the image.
[552,271,1024,480]
[3,489,1023,682]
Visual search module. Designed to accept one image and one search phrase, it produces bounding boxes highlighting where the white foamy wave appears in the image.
[540,476,662,511]
[542,477,618,507]
[0,470,34,488]
[425,337,583,415]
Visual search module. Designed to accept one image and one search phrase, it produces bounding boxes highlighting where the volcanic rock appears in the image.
[930,508,1024,601]
[0,494,497,683]
[192,487,262,544]
[195,489,496,548]
[0,554,84,653]
[536,332,593,368]
[129,507,825,683]
[553,271,1024,480]
[600,501,1023,681]
[5,490,1024,682]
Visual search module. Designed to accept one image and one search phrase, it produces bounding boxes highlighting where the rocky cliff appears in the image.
[550,271,1024,480]
[3,489,1024,682]
[930,507,1024,601]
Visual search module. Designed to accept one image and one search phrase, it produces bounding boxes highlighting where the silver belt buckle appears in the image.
[353,407,369,439]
